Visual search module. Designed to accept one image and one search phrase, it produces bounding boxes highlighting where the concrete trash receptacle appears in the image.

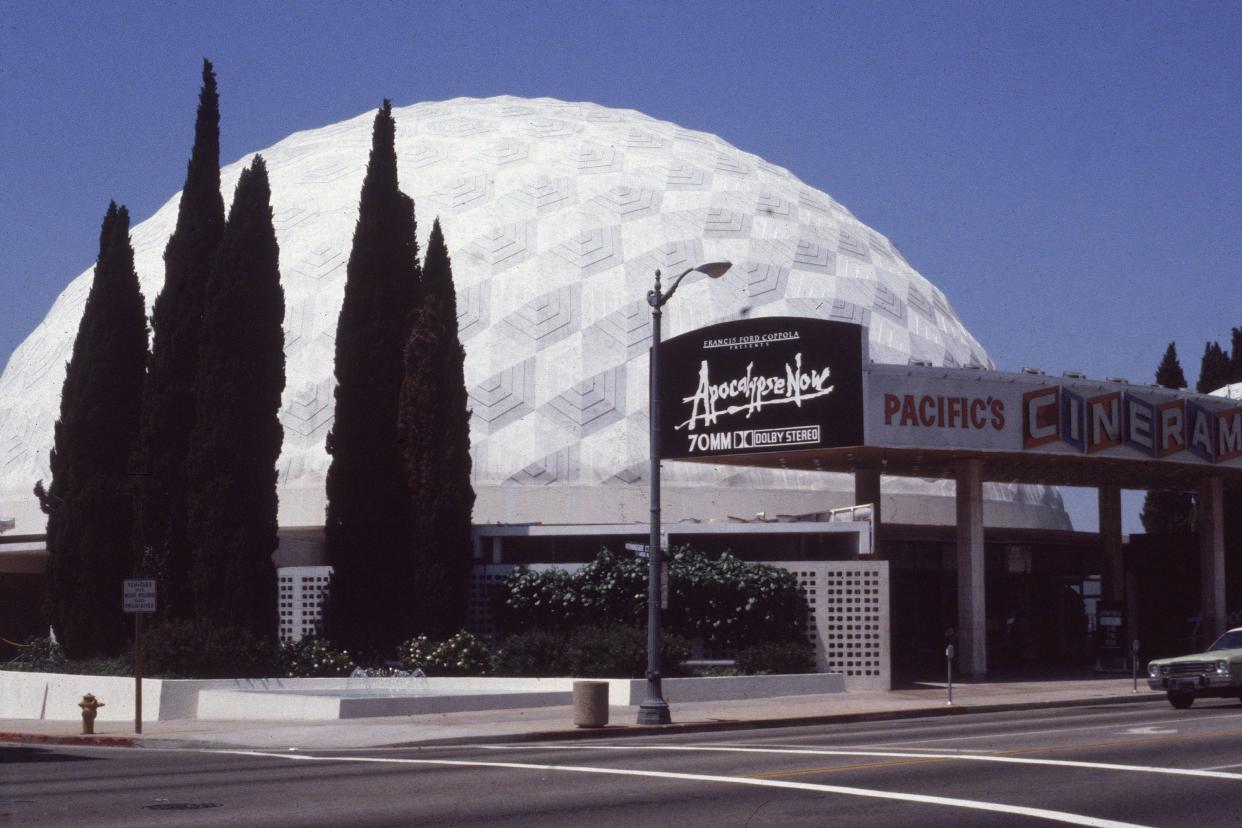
[572,680,609,727]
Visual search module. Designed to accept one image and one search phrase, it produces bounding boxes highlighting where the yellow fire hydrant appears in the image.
[79,693,104,735]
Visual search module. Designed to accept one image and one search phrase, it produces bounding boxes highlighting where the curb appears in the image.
[383,692,1167,748]
[0,732,135,748]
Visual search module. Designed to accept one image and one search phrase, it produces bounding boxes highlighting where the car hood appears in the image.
[1151,646,1242,665]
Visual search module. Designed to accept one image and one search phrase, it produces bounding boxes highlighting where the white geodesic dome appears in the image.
[0,97,1068,533]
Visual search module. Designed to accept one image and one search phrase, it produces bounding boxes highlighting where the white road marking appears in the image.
[485,743,1242,781]
[1124,727,1176,735]
[638,740,997,754]
[1200,763,1242,771]
[827,746,1003,754]
[214,749,1144,828]
[785,707,1145,741]
[862,711,1242,747]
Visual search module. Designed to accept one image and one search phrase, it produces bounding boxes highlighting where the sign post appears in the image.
[1096,602,1125,673]
[123,579,156,734]
[946,643,955,706]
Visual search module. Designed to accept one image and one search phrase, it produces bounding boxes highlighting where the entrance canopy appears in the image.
[658,317,1242,491]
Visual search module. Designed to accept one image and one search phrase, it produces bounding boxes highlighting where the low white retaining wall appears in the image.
[0,671,163,722]
[626,672,845,705]
[1,671,843,721]
[0,672,633,721]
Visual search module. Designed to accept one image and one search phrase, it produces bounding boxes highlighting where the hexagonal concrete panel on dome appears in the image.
[0,96,1068,533]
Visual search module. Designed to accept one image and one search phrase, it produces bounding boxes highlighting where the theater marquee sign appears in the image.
[865,367,1242,468]
[658,317,865,460]
[656,317,1241,477]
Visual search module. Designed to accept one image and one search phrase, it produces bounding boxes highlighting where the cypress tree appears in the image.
[1229,327,1242,385]
[1140,342,1192,535]
[185,157,284,635]
[398,219,475,636]
[324,100,421,655]
[1196,341,1230,394]
[35,203,148,657]
[1225,329,1242,609]
[133,59,226,618]
[1153,342,1187,390]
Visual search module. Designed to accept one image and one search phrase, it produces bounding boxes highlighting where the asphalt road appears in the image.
[5,699,1242,826]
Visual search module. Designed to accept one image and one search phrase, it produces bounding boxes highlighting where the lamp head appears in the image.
[695,260,732,279]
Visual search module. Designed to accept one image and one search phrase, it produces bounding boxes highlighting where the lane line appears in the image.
[714,743,1002,754]
[997,731,1242,757]
[861,713,1242,747]
[211,749,1144,828]
[1200,763,1242,771]
[481,743,1242,781]
[737,707,1176,746]
[747,758,946,779]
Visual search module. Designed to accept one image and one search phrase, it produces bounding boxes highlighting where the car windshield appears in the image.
[1208,631,1242,651]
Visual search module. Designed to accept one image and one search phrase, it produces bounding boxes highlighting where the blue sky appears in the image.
[2,1,1238,531]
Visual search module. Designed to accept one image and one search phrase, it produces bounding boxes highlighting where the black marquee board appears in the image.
[657,317,865,461]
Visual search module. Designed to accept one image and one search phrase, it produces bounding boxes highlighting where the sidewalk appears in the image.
[0,678,1165,751]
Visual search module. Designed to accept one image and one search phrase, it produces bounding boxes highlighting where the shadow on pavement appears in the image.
[0,746,103,763]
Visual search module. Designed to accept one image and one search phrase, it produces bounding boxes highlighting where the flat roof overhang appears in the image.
[676,445,1242,491]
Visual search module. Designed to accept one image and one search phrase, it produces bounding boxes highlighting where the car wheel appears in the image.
[1168,691,1195,709]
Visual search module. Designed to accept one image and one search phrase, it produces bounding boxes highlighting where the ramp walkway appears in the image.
[0,677,1171,750]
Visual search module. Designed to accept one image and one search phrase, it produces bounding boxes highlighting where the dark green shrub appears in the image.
[276,636,355,678]
[497,553,648,633]
[497,547,807,654]
[493,625,688,678]
[734,640,817,675]
[562,625,649,677]
[493,629,569,676]
[143,619,275,678]
[666,548,806,651]
[4,657,132,676]
[686,663,742,677]
[572,552,648,627]
[4,635,131,676]
[397,631,492,676]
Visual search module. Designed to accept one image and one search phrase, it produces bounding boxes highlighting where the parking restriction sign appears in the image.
[123,579,156,614]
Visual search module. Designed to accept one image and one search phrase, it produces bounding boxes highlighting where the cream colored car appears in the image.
[1148,627,1242,709]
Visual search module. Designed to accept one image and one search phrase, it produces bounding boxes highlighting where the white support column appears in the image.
[1098,485,1123,604]
[955,458,986,677]
[854,468,882,558]
[1198,476,1226,642]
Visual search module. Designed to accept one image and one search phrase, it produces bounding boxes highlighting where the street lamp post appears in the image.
[638,260,731,726]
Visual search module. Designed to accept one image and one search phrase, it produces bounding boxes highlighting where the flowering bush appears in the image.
[276,636,355,678]
[398,631,492,676]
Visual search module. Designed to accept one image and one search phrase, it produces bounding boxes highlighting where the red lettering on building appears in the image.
[900,395,918,426]
[990,398,1005,430]
[883,393,1005,431]
[883,393,900,424]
